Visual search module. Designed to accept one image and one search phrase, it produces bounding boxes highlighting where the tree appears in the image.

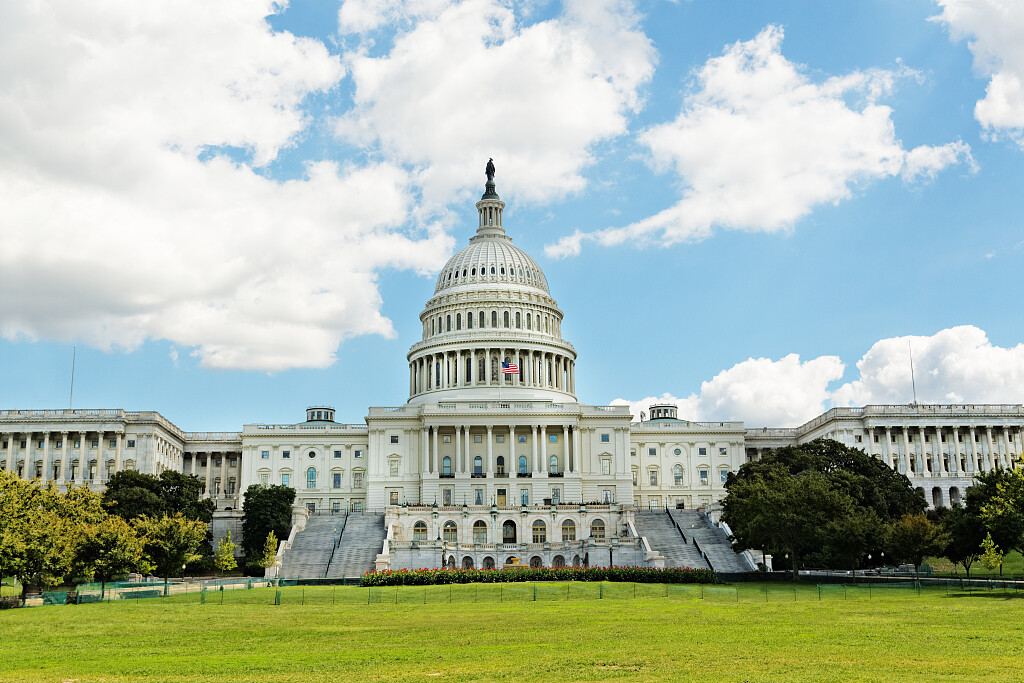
[134,513,208,587]
[241,485,295,562]
[257,530,279,571]
[213,532,238,576]
[75,515,149,598]
[886,513,949,581]
[103,470,214,523]
[939,504,986,579]
[965,467,1024,576]
[979,533,1004,573]
[157,471,215,524]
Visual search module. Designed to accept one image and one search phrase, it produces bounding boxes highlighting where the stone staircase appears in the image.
[634,511,710,570]
[280,515,345,579]
[325,513,386,580]
[669,509,755,573]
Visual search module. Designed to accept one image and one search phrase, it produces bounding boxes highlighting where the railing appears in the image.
[632,419,744,430]
[184,432,241,441]
[248,423,366,431]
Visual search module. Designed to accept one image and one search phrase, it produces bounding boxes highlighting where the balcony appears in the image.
[439,473,455,479]
[517,472,532,478]
[548,471,563,478]
[471,472,486,478]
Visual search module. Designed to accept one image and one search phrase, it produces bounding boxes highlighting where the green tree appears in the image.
[103,470,214,523]
[886,513,949,581]
[939,503,986,579]
[257,530,279,571]
[134,513,208,587]
[979,533,1004,573]
[75,515,149,597]
[213,532,238,576]
[241,485,295,562]
[965,467,1023,575]
[157,471,215,524]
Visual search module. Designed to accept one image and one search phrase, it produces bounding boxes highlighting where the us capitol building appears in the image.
[3,170,1023,573]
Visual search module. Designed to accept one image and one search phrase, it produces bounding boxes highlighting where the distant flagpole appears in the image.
[69,345,76,409]
[908,341,918,406]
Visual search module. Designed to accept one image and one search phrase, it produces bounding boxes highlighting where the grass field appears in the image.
[2,582,1023,682]
[927,550,1024,577]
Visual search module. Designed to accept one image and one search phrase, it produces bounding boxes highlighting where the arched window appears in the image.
[526,312,531,330]
[561,520,576,542]
[474,456,483,475]
[519,455,528,474]
[446,315,451,332]
[456,313,462,330]
[553,555,565,568]
[673,464,683,486]
[479,356,486,381]
[479,311,485,328]
[532,520,546,544]
[503,311,510,328]
[500,266,505,275]
[491,311,498,327]
[438,316,442,332]
[515,311,521,328]
[471,267,476,276]
[465,357,472,382]
[544,317,549,333]
[591,519,606,540]
[306,467,317,489]
[502,520,516,543]
[436,361,441,387]
[467,312,473,329]
[462,269,467,277]
[550,455,558,474]
[431,319,435,335]
[491,355,499,381]
[413,521,427,541]
[496,456,506,474]
[454,269,458,278]
[490,266,495,275]
[443,521,457,543]
[473,520,487,544]
[442,456,452,475]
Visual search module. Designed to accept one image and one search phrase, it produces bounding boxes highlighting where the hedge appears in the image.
[362,565,716,586]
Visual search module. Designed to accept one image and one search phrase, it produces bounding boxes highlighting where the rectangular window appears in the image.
[227,481,235,495]
[352,501,363,512]
[443,435,452,443]
[601,434,610,443]
[648,447,656,456]
[260,473,269,485]
[261,450,270,459]
[855,435,862,443]
[332,502,341,513]
[549,435,558,443]
[74,440,80,448]
[474,435,482,443]
[874,435,879,443]
[720,470,728,484]
[496,435,504,443]
[38,440,45,448]
[390,435,399,444]
[601,459,611,475]
[520,489,529,506]
[390,462,399,477]
[518,435,526,443]
[283,450,291,459]
[698,447,707,456]
[229,459,236,468]
[282,473,290,487]
[390,491,399,505]
[718,447,727,456]
[551,488,560,505]
[333,473,341,488]
[475,488,484,505]
[334,450,342,458]
[215,458,222,467]
[92,440,99,448]
[354,472,363,488]
[699,470,708,486]
[126,440,136,448]
[55,441,63,449]
[109,440,116,448]
[443,488,452,506]
[632,470,637,486]
[630,449,636,457]
[354,450,363,458]
[649,470,658,486]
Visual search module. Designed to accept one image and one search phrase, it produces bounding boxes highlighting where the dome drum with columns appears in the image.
[407,180,577,405]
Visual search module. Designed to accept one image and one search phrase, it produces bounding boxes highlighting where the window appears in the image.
[282,473,291,487]
[519,455,528,474]
[520,489,529,505]
[353,472,363,488]
[215,458,222,467]
[549,434,558,443]
[475,488,484,505]
[443,521,457,543]
[495,433,506,444]
[503,312,510,328]
[109,440,116,448]
[456,314,462,330]
[720,469,729,484]
[632,469,638,486]
[306,468,317,489]
[630,449,636,457]
[283,450,291,459]
[473,520,487,544]
[354,450,363,458]
[91,441,98,448]
[515,311,521,328]
[390,491,399,506]
[474,435,482,443]
[649,470,658,486]
[855,435,863,443]
[673,464,683,485]
[699,469,709,486]
[532,520,546,544]
[467,312,473,329]
[332,502,341,513]
[497,456,506,474]
[518,435,526,443]
[413,521,428,542]
[333,473,341,489]
[229,459,236,468]
[601,434,610,443]
[561,520,576,542]
[474,456,483,475]
[443,435,452,443]
[260,473,269,485]
[674,448,681,456]
[442,456,453,475]
[698,447,707,456]
[390,462,399,477]
[648,447,656,456]
[719,447,727,456]
[479,311,485,328]
[549,456,558,474]
[446,315,451,331]
[601,459,611,475]
[390,435,399,444]
[491,311,498,327]
[261,450,270,459]
[126,440,135,448]
[334,450,341,458]
[591,520,606,540]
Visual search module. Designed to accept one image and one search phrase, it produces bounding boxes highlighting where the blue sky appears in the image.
[1,0,1022,430]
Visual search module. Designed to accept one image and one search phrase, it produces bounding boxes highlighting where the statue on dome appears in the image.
[485,158,495,183]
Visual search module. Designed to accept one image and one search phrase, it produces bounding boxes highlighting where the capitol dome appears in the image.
[434,235,549,294]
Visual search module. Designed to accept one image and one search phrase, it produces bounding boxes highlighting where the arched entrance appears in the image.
[462,556,474,569]
[553,555,566,568]
[502,520,517,544]
[529,556,542,568]
[483,556,496,570]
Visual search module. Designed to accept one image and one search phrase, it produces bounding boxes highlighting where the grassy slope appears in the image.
[1,583,1023,683]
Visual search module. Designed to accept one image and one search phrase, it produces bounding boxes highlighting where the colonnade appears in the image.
[184,451,241,498]
[0,429,122,485]
[409,348,576,397]
[417,424,582,477]
[863,424,1022,476]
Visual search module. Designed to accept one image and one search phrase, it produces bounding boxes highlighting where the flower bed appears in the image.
[362,566,716,586]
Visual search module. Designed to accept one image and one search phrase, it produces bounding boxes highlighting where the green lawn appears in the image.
[1,582,1022,682]
[927,550,1024,577]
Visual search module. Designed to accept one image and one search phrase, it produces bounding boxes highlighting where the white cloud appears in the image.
[832,325,1024,406]
[934,0,1024,147]
[0,0,453,371]
[335,0,656,207]
[615,326,1024,428]
[546,25,974,258]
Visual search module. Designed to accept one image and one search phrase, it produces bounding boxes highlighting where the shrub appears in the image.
[362,565,716,587]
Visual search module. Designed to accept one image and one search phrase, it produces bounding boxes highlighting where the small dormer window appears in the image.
[500,266,505,275]
[454,270,458,278]
[490,266,495,274]
[462,269,467,277]
[471,267,476,275]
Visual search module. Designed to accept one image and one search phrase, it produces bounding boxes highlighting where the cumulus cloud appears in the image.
[615,326,1024,427]
[335,0,656,206]
[934,0,1024,147]
[0,0,453,371]
[546,25,974,258]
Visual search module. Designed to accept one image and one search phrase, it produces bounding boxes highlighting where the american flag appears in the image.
[501,361,519,374]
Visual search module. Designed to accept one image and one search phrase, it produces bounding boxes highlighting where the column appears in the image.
[572,426,580,474]
[985,427,995,471]
[205,452,213,495]
[76,432,86,484]
[969,427,978,472]
[531,426,539,475]
[562,425,569,474]
[883,427,892,469]
[455,426,462,474]
[938,427,948,475]
[433,427,439,474]
[486,425,494,476]
[4,432,12,472]
[902,427,911,475]
[22,431,33,481]
[952,426,961,473]
[114,432,123,476]
[220,451,227,496]
[539,426,547,476]
[58,431,69,484]
[96,430,106,483]
[40,432,51,484]
[421,428,429,474]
